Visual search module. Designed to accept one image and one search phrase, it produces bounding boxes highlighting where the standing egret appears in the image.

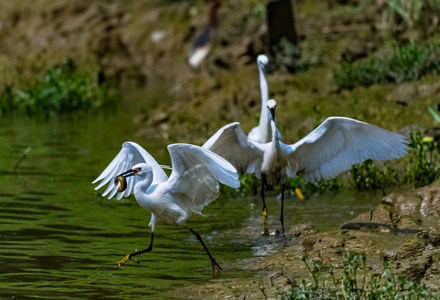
[248,54,282,143]
[204,99,409,240]
[188,0,221,69]
[93,142,240,272]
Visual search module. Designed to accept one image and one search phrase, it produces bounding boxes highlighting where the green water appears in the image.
[0,90,384,299]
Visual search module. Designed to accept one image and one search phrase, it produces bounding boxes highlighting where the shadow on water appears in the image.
[0,89,384,299]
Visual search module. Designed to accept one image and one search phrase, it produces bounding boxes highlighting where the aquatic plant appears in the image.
[0,59,112,116]
[334,42,440,90]
[281,253,440,299]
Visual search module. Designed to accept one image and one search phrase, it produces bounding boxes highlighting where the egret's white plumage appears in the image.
[93,141,239,271]
[203,122,264,176]
[204,99,409,238]
[248,54,282,143]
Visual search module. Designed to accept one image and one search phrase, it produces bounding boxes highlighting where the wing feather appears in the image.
[165,143,239,211]
[93,141,168,199]
[203,122,264,176]
[287,117,408,182]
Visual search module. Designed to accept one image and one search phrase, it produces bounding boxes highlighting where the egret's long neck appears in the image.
[133,173,153,205]
[258,67,271,143]
[261,114,282,179]
[270,115,280,146]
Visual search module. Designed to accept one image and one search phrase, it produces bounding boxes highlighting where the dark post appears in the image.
[266,0,300,72]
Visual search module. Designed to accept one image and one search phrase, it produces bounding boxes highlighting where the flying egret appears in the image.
[188,0,221,69]
[93,142,240,272]
[204,99,409,240]
[248,54,282,143]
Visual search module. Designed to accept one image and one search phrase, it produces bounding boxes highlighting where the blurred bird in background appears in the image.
[188,0,221,69]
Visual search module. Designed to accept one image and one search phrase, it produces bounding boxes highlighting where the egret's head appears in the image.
[130,163,150,177]
[116,163,149,179]
[257,54,271,73]
[114,163,150,192]
[267,99,277,121]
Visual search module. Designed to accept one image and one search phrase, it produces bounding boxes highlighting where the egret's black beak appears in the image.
[265,64,273,75]
[116,169,136,178]
[269,107,276,122]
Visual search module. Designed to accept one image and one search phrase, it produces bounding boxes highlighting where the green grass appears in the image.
[334,42,440,90]
[0,59,113,116]
[281,253,440,299]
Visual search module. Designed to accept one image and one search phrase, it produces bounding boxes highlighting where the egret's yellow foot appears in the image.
[211,260,222,273]
[262,208,269,236]
[116,254,140,267]
[295,188,304,200]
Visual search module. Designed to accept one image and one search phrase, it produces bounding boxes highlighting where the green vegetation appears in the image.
[250,0,266,20]
[381,0,440,32]
[405,130,440,187]
[348,129,440,190]
[351,159,400,191]
[271,37,326,73]
[0,59,112,116]
[281,253,440,299]
[334,42,440,90]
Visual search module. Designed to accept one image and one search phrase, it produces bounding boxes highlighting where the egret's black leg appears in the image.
[253,178,258,196]
[261,175,269,236]
[116,232,154,267]
[189,228,222,273]
[280,183,287,244]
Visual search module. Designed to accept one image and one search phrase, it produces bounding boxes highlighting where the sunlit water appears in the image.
[0,89,384,299]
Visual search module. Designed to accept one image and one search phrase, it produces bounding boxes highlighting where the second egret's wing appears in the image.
[203,122,264,176]
[164,143,240,211]
[93,141,168,200]
[286,117,408,183]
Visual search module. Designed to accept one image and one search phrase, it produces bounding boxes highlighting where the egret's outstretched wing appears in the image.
[203,122,264,176]
[287,117,409,182]
[92,142,168,200]
[165,143,240,211]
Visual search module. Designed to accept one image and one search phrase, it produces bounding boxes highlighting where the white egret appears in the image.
[204,99,409,240]
[93,142,240,272]
[248,54,282,143]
